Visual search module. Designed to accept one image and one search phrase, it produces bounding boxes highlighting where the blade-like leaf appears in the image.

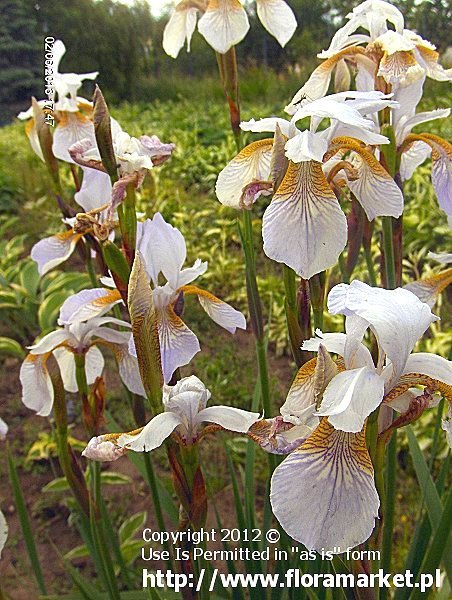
[43,476,71,493]
[100,472,132,486]
[411,488,452,599]
[407,427,452,583]
[7,443,47,595]
[119,511,147,544]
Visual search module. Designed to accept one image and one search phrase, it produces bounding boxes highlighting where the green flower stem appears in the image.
[373,124,399,577]
[309,272,325,332]
[85,242,98,288]
[168,443,207,600]
[124,385,172,565]
[73,353,120,598]
[74,353,127,593]
[381,217,397,290]
[381,432,397,599]
[216,49,241,148]
[242,210,271,416]
[379,124,398,291]
[364,245,378,287]
[374,425,397,585]
[49,358,90,515]
[74,353,95,436]
[429,397,445,470]
[283,265,303,367]
[7,443,48,596]
[122,182,137,267]
[366,408,380,466]
[89,462,121,600]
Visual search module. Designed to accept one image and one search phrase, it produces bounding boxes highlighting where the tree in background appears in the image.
[1,0,449,125]
[0,0,41,124]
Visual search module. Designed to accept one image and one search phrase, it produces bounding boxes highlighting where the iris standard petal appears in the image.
[317,366,385,433]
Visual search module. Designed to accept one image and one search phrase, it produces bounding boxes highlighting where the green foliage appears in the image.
[0,216,92,346]
[26,431,86,463]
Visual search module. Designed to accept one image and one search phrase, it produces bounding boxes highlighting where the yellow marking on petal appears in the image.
[207,0,243,11]
[76,101,94,117]
[93,289,122,307]
[292,357,317,384]
[178,284,221,304]
[416,44,439,64]
[378,50,418,80]
[25,118,36,135]
[235,139,274,162]
[318,46,367,72]
[164,304,189,331]
[296,417,373,474]
[384,373,452,404]
[276,160,336,201]
[102,427,144,443]
[423,269,452,294]
[57,110,91,128]
[25,351,51,364]
[402,133,452,160]
[54,229,82,242]
[408,269,452,299]
[327,137,391,177]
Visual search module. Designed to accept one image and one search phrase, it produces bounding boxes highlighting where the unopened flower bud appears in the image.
[82,436,126,462]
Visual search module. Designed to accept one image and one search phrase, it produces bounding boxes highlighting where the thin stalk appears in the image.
[364,245,377,287]
[381,217,396,290]
[366,407,380,466]
[380,431,397,599]
[428,397,445,470]
[240,211,271,416]
[283,265,303,366]
[74,353,95,436]
[50,359,91,515]
[85,242,98,288]
[379,124,397,291]
[98,492,134,589]
[309,273,325,331]
[74,355,120,596]
[126,381,173,567]
[216,45,271,417]
[362,219,377,287]
[168,443,207,600]
[122,183,137,266]
[88,463,120,599]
